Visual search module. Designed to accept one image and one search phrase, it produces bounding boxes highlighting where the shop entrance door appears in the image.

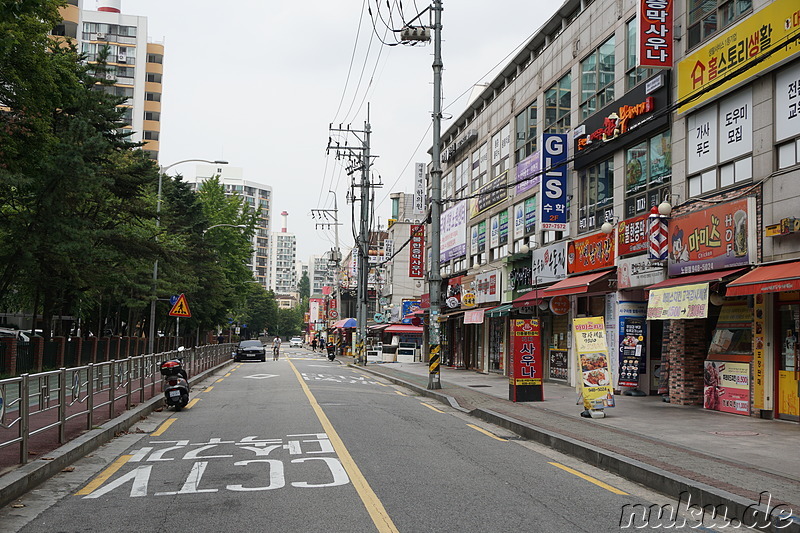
[776,304,800,421]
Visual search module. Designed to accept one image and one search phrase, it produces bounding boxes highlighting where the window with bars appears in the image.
[580,36,615,120]
[545,73,571,134]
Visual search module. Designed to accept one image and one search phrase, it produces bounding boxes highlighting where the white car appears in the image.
[289,337,303,347]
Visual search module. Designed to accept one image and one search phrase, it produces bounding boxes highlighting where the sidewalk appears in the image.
[353,359,800,532]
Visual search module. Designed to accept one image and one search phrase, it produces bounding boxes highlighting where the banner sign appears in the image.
[474,269,500,304]
[618,254,666,289]
[409,224,425,278]
[401,300,421,324]
[413,163,426,215]
[567,231,616,274]
[540,134,568,231]
[668,197,754,276]
[637,0,673,69]
[440,201,467,262]
[573,317,615,409]
[704,361,751,415]
[617,212,650,257]
[470,173,508,218]
[510,319,543,386]
[753,294,766,409]
[532,241,568,283]
[549,349,568,381]
[647,282,709,320]
[499,210,509,245]
[677,0,800,114]
[515,151,541,195]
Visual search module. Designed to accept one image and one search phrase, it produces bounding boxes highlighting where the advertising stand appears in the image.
[509,319,543,402]
[573,317,615,417]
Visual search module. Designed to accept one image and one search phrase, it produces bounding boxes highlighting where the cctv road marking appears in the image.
[467,424,507,442]
[75,455,132,495]
[151,418,177,437]
[288,359,399,533]
[548,462,628,495]
[420,403,444,413]
[185,398,200,409]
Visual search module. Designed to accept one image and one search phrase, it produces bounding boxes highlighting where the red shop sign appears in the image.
[617,212,650,257]
[409,224,425,278]
[510,319,543,388]
[568,232,616,274]
[637,0,673,69]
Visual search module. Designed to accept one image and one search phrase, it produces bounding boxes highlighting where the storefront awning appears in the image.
[512,289,546,307]
[368,324,390,331]
[542,270,616,297]
[725,261,800,296]
[644,268,747,291]
[385,324,424,334]
[485,303,514,317]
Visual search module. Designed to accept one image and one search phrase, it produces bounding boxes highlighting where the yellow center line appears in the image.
[151,417,176,437]
[421,403,444,413]
[467,423,508,441]
[224,372,232,377]
[548,462,629,495]
[205,386,214,392]
[394,391,408,397]
[75,455,132,496]
[185,398,200,409]
[215,378,224,383]
[287,359,398,533]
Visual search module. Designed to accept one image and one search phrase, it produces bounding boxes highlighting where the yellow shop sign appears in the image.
[677,0,800,114]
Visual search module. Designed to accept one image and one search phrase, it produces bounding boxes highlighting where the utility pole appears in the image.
[311,192,343,336]
[327,112,378,366]
[402,1,442,389]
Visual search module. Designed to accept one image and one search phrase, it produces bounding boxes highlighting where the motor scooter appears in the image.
[326,343,336,361]
[160,348,189,410]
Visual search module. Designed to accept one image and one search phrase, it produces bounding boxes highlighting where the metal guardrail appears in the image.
[0,344,232,466]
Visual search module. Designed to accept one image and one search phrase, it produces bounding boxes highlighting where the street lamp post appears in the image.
[203,223,247,235]
[148,159,228,354]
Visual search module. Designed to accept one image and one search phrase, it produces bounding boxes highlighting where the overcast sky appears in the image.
[96,1,561,261]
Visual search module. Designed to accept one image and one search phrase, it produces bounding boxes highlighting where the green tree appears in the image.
[298,272,310,300]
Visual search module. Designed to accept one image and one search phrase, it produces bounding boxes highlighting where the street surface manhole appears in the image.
[711,431,760,436]
[468,385,492,388]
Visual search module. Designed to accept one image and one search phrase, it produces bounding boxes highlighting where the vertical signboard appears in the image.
[573,317,615,409]
[409,224,425,278]
[540,134,568,231]
[637,0,673,69]
[440,200,468,262]
[775,61,800,143]
[618,316,646,388]
[509,319,543,402]
[413,163,426,216]
[753,294,765,409]
[490,215,500,248]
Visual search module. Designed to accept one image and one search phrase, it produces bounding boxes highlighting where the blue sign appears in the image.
[170,295,179,305]
[540,134,568,231]
[401,300,421,324]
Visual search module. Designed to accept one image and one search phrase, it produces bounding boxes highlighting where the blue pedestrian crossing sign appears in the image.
[169,293,192,318]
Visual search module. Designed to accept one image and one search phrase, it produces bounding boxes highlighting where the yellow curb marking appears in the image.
[150,417,176,437]
[205,386,214,392]
[421,403,444,413]
[185,398,200,409]
[467,423,508,442]
[394,391,408,397]
[75,455,132,496]
[287,359,398,533]
[548,462,629,495]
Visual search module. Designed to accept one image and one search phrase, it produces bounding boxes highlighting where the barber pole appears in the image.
[648,206,668,261]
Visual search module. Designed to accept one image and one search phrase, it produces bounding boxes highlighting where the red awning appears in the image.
[384,324,424,334]
[726,262,800,296]
[645,268,747,291]
[542,270,616,297]
[512,289,547,307]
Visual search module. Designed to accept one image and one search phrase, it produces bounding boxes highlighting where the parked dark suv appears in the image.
[233,340,266,362]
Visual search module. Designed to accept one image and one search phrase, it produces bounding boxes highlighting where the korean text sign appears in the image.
[510,319,543,386]
[573,317,615,409]
[647,282,709,320]
[676,0,800,113]
[540,134,568,231]
[637,0,673,69]
[440,200,467,262]
[409,224,425,278]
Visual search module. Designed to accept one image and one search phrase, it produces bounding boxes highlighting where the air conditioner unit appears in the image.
[96,33,106,40]
[117,54,126,63]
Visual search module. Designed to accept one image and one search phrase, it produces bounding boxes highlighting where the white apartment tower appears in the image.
[185,164,273,288]
[269,211,298,294]
[74,0,164,160]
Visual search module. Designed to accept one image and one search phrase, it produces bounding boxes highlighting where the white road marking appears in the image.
[243,374,279,379]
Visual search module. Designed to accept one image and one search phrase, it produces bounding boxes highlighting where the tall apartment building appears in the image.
[184,164,273,288]
[309,254,335,295]
[269,211,298,294]
[64,0,164,160]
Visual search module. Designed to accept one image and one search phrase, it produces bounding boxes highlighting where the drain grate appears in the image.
[468,384,492,388]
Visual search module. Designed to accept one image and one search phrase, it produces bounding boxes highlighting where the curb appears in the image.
[357,365,800,533]
[0,359,232,509]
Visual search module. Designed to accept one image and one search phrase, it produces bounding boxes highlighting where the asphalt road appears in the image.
[1,347,738,532]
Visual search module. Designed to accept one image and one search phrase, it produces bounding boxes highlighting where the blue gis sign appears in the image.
[540,133,568,232]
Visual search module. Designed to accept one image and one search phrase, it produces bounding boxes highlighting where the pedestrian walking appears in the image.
[272,336,281,360]
[311,337,318,351]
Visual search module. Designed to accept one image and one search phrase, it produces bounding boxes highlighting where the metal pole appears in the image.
[147,168,163,355]
[331,193,343,327]
[357,111,371,366]
[427,0,443,389]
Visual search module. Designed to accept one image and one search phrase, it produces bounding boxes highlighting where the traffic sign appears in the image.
[169,293,192,318]
[170,295,179,306]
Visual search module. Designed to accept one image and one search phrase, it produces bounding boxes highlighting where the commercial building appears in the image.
[424,0,800,422]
